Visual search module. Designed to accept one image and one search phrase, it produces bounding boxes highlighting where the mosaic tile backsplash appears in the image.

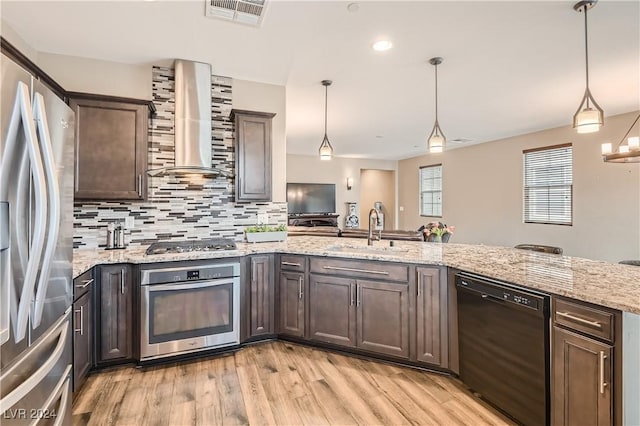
[73,66,287,249]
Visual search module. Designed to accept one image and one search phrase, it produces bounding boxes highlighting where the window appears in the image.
[420,164,442,217]
[523,144,573,225]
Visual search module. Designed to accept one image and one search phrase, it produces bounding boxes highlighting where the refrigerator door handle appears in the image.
[0,82,47,343]
[0,202,8,344]
[0,319,68,413]
[31,92,61,328]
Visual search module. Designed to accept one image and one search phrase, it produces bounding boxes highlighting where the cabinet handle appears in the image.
[298,276,303,300]
[417,274,422,297]
[323,266,389,276]
[137,174,142,197]
[350,283,355,306]
[120,269,125,295]
[74,306,84,335]
[76,279,94,289]
[599,351,608,394]
[556,311,602,329]
[356,285,361,307]
[282,261,301,267]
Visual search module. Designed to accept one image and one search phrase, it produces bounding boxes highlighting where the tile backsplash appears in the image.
[73,66,286,249]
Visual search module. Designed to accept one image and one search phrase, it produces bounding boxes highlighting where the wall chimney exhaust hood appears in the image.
[147,59,230,177]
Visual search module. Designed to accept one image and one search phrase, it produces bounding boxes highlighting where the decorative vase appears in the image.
[345,202,359,228]
[432,235,442,243]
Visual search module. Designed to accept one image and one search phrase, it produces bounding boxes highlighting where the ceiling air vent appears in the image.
[206,0,268,27]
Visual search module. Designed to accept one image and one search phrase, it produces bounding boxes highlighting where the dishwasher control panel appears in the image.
[457,275,543,311]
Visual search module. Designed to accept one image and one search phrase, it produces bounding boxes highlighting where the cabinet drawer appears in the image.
[310,257,409,282]
[280,255,306,272]
[553,298,615,343]
[73,269,94,300]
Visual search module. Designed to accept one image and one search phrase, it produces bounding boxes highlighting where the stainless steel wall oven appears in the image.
[140,261,240,360]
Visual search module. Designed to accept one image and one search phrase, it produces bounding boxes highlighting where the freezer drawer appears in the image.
[0,312,72,425]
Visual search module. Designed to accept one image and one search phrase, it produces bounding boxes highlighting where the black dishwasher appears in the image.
[456,273,550,426]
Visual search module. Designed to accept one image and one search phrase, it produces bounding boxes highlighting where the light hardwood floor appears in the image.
[72,341,515,426]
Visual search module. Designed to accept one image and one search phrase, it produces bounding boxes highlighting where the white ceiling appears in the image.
[2,0,639,160]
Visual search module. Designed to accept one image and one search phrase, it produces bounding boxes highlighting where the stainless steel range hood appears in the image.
[148,59,230,177]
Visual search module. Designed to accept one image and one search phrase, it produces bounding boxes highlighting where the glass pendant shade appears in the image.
[573,89,603,134]
[428,123,445,153]
[319,135,333,160]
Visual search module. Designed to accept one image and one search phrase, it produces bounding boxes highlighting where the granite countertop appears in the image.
[73,236,640,314]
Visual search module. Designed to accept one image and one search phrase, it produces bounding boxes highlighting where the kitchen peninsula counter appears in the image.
[73,235,640,314]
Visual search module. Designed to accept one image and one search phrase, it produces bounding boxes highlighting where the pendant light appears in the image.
[427,57,445,153]
[601,113,640,163]
[318,80,334,160]
[573,0,603,134]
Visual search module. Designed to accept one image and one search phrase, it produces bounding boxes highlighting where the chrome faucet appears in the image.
[368,208,381,246]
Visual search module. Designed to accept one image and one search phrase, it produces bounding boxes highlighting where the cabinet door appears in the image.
[416,267,446,366]
[278,271,305,337]
[249,255,275,337]
[71,97,148,200]
[233,110,275,201]
[553,326,612,426]
[309,274,356,348]
[73,291,92,391]
[356,280,410,359]
[98,265,133,363]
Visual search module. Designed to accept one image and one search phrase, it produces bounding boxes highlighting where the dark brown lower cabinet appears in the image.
[552,326,613,426]
[97,264,133,365]
[309,275,356,347]
[249,255,275,338]
[72,291,92,391]
[356,279,410,359]
[416,267,447,366]
[279,271,305,337]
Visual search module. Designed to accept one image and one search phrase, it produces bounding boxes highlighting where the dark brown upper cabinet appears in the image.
[69,93,154,201]
[231,110,275,202]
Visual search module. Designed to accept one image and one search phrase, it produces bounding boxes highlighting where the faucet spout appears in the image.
[368,209,380,246]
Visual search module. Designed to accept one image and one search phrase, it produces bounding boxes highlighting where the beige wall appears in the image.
[37,53,153,99]
[360,169,395,229]
[287,154,397,227]
[233,79,286,202]
[398,111,640,262]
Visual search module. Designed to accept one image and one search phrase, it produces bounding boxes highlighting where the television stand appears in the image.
[288,214,339,227]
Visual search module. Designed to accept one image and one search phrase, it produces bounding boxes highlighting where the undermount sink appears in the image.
[327,244,410,254]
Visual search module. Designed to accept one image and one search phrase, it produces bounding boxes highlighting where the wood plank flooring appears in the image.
[72,341,515,426]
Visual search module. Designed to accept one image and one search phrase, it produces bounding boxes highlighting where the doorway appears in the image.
[359,169,396,230]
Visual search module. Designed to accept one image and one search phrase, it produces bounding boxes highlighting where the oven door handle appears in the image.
[145,279,234,292]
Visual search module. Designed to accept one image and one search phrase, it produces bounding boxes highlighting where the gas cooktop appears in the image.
[145,238,238,255]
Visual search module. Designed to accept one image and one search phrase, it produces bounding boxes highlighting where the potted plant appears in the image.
[423,221,455,243]
[245,224,288,243]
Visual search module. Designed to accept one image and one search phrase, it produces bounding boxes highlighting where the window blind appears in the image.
[420,164,442,217]
[523,144,572,225]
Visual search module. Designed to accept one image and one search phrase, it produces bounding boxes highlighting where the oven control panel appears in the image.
[141,263,240,285]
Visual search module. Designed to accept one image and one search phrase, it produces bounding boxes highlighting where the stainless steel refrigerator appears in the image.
[0,53,74,425]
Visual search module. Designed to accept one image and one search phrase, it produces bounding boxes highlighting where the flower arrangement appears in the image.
[423,221,455,242]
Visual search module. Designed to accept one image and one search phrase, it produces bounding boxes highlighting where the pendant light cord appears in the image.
[583,5,591,107]
[434,62,439,132]
[324,85,328,136]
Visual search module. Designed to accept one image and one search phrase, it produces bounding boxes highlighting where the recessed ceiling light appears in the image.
[347,3,359,13]
[372,40,393,52]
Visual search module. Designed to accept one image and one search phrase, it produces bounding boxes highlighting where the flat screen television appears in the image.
[287,183,336,215]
